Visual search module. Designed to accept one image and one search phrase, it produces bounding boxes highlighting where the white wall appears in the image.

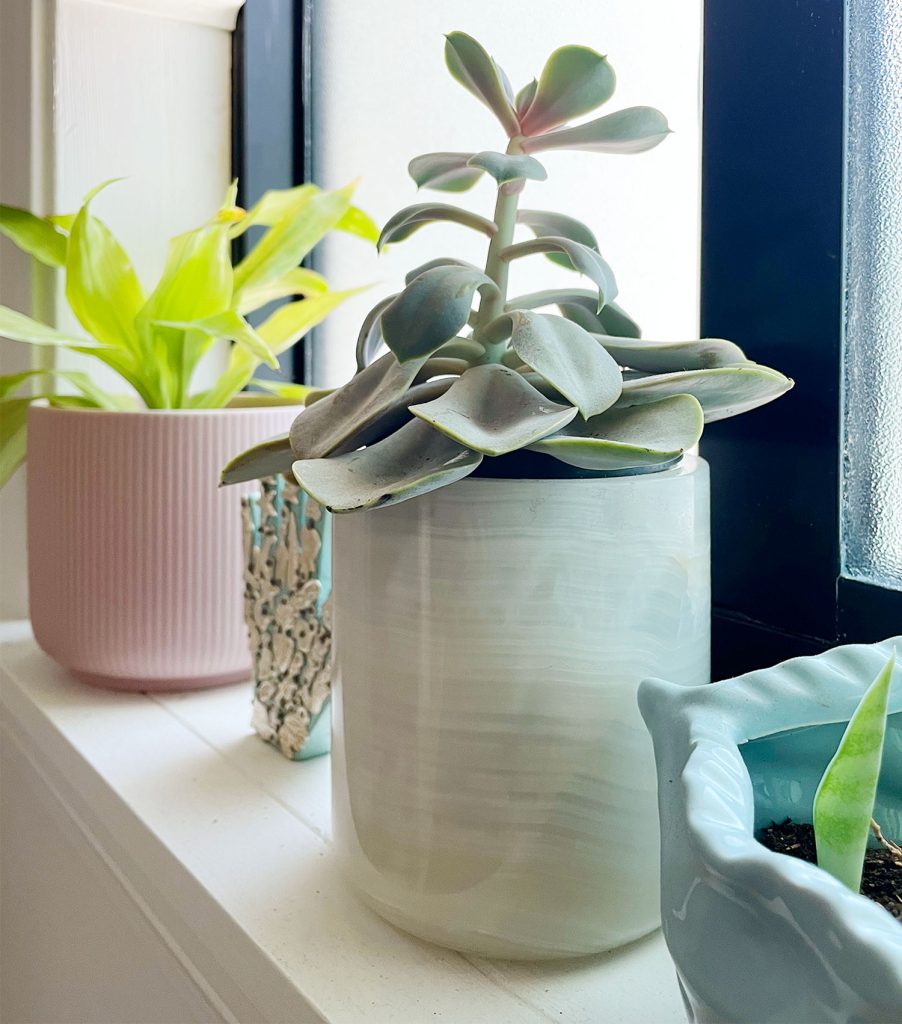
[310,0,703,387]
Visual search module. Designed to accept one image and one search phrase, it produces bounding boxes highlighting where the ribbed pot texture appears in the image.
[27,404,298,691]
[331,456,711,960]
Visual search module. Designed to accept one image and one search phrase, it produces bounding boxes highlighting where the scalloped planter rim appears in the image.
[640,639,902,1024]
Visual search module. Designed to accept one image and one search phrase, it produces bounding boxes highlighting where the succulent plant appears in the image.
[223,32,793,511]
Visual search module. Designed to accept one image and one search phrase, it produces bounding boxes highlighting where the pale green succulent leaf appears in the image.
[289,350,425,459]
[66,196,145,354]
[597,335,748,372]
[482,310,621,417]
[444,32,520,136]
[294,417,482,513]
[237,267,329,315]
[467,152,547,184]
[502,236,617,311]
[528,394,703,471]
[433,338,486,363]
[523,106,671,155]
[355,293,397,371]
[377,203,497,251]
[517,210,600,270]
[233,182,355,297]
[381,266,497,363]
[408,153,484,193]
[519,46,616,136]
[515,79,538,120]
[618,365,794,422]
[409,363,578,455]
[0,204,68,267]
[555,294,642,338]
[405,257,480,286]
[814,653,896,892]
[221,433,295,485]
[0,305,97,347]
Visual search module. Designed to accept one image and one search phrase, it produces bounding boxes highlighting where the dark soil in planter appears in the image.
[759,820,902,922]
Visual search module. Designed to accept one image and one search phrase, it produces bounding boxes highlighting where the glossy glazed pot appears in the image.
[331,456,710,959]
[27,403,298,691]
[640,639,902,1024]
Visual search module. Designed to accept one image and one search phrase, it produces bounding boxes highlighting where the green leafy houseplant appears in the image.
[0,179,376,486]
[224,31,793,510]
[812,651,898,893]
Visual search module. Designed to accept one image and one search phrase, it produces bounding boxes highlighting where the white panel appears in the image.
[310,0,702,386]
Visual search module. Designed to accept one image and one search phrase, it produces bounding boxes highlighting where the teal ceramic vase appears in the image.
[242,475,332,760]
[640,639,902,1024]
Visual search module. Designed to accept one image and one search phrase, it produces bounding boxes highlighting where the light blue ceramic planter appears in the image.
[640,639,902,1024]
[242,475,332,761]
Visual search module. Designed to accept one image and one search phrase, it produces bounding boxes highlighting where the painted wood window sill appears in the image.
[0,621,685,1024]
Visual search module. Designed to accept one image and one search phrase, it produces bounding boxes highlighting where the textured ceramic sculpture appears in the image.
[27,403,298,690]
[242,475,332,760]
[639,639,902,1024]
[330,458,710,959]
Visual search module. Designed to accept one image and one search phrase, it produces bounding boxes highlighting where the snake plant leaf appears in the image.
[0,204,67,267]
[233,182,355,298]
[0,305,97,347]
[154,310,277,369]
[293,417,482,513]
[502,236,617,311]
[409,363,578,455]
[221,433,295,485]
[405,257,480,286]
[444,32,520,137]
[237,267,329,315]
[377,203,497,251]
[528,394,703,471]
[467,152,547,185]
[381,266,497,363]
[482,310,621,417]
[523,106,671,155]
[289,350,426,459]
[517,210,600,270]
[813,653,896,892]
[67,194,145,354]
[619,365,794,422]
[195,288,366,408]
[408,153,485,193]
[597,335,748,372]
[355,294,397,371]
[519,46,616,136]
[336,205,380,243]
[515,79,538,120]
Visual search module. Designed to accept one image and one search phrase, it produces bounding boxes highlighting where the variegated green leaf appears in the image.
[0,305,96,347]
[249,379,317,403]
[377,203,497,251]
[408,153,484,193]
[502,236,617,311]
[289,350,425,459]
[597,335,747,372]
[528,394,703,471]
[381,266,497,363]
[0,204,67,267]
[221,433,295,485]
[517,210,600,270]
[481,310,621,417]
[336,205,379,243]
[237,267,329,314]
[444,32,520,136]
[618,365,794,422]
[154,310,277,369]
[814,653,896,892]
[467,152,547,184]
[0,398,31,487]
[523,106,671,155]
[519,46,616,136]
[409,363,578,455]
[294,417,483,513]
[231,183,318,237]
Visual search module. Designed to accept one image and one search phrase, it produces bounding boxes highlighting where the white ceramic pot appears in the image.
[27,403,298,691]
[331,456,710,959]
[640,639,902,1024]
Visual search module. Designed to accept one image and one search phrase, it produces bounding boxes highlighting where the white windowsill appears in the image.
[0,621,686,1024]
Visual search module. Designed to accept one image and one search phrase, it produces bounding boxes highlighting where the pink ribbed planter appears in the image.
[27,403,297,691]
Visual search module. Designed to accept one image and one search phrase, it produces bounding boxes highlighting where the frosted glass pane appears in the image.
[842,0,902,590]
[309,0,701,388]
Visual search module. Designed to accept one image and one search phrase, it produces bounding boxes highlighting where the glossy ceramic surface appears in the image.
[640,640,902,1024]
[331,457,710,959]
[27,404,298,690]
